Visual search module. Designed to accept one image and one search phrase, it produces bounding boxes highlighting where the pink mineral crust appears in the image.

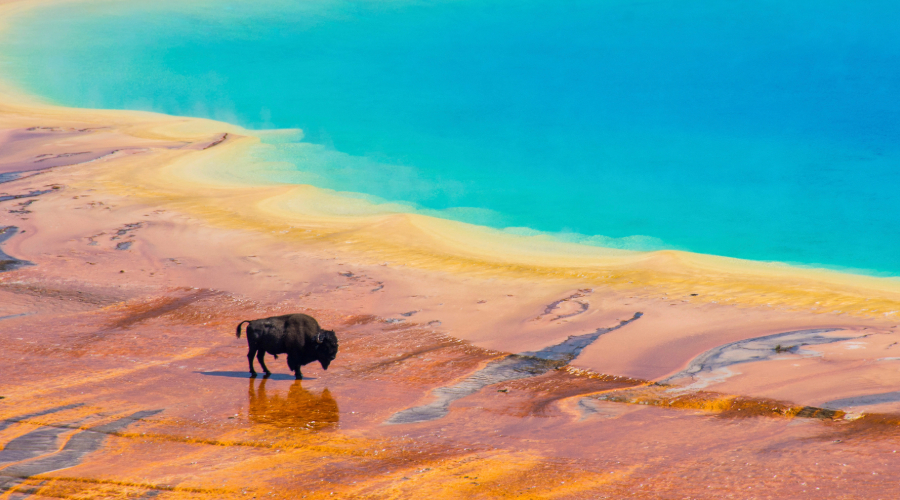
[1,65,900,496]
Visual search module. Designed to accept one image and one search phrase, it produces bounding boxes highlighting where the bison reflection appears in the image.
[248,378,339,430]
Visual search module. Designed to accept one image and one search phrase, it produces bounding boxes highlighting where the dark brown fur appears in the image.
[236,314,338,379]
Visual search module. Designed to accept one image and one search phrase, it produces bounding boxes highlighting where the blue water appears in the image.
[2,0,899,274]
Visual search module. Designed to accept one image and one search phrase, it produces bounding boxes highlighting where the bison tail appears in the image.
[236,320,251,338]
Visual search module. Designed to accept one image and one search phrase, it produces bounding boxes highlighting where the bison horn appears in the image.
[316,331,324,343]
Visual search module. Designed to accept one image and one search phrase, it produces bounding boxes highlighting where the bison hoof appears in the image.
[295,374,303,380]
[250,372,257,378]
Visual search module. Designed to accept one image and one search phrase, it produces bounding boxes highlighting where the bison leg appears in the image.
[286,352,302,380]
[256,350,271,376]
[286,353,298,377]
[247,346,258,377]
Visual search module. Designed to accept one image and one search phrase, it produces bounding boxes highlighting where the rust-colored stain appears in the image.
[4,75,900,498]
[104,288,226,330]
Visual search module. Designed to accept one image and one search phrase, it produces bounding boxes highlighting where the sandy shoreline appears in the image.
[3,114,898,394]
[2,0,900,496]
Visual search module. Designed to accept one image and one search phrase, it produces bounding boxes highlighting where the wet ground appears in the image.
[0,226,31,271]
[2,283,900,499]
[1,123,900,498]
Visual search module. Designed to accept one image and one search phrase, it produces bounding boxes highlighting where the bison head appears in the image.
[315,329,339,370]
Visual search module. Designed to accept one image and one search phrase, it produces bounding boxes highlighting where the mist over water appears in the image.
[2,0,900,274]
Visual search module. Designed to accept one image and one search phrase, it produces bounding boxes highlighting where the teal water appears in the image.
[2,0,899,274]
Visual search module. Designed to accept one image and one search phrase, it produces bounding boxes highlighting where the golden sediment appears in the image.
[2,280,900,498]
[53,127,898,321]
[0,24,895,320]
[593,384,849,420]
[3,3,900,496]
[0,348,210,400]
[5,475,233,498]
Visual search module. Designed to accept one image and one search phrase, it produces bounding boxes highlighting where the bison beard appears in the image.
[236,314,339,379]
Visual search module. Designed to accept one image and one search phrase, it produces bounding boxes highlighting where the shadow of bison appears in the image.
[237,313,338,379]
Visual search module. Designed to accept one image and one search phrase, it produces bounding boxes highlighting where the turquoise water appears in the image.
[2,0,900,274]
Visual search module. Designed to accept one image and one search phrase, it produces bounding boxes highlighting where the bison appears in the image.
[236,313,338,379]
